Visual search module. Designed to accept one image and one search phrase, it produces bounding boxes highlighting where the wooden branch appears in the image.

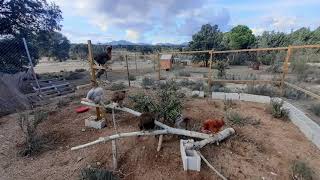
[197,151,227,180]
[81,101,142,116]
[184,128,235,150]
[157,135,164,152]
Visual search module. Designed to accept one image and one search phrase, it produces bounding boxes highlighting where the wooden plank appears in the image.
[284,82,320,101]
[208,50,213,88]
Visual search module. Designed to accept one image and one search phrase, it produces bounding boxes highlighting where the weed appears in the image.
[191,82,204,91]
[57,98,70,108]
[310,103,320,117]
[283,88,305,100]
[291,60,310,81]
[226,111,248,125]
[246,84,276,96]
[291,160,314,180]
[75,68,86,72]
[80,168,118,180]
[128,74,136,81]
[178,70,191,77]
[223,98,236,111]
[178,79,196,87]
[17,109,48,156]
[110,82,127,91]
[270,99,289,120]
[266,62,283,73]
[142,77,155,87]
[215,61,228,79]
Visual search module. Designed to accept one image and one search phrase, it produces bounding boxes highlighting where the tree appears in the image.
[188,24,224,66]
[290,27,313,45]
[0,0,62,73]
[227,25,256,49]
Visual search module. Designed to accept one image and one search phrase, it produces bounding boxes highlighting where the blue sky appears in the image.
[51,0,320,44]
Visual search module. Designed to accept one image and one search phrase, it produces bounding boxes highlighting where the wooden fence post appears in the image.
[281,45,292,94]
[208,50,213,89]
[125,54,131,87]
[157,53,161,80]
[134,53,138,74]
[153,54,156,71]
[87,40,101,120]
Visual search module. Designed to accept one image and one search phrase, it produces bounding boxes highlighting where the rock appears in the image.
[81,128,86,132]
[192,91,204,98]
[87,164,91,168]
[77,157,83,162]
[96,162,101,166]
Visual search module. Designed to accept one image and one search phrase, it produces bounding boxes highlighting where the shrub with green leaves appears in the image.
[215,61,228,79]
[142,77,155,87]
[128,93,158,113]
[310,103,320,117]
[178,70,191,77]
[226,111,247,125]
[80,168,118,180]
[291,60,310,81]
[270,99,289,120]
[178,79,196,87]
[291,160,314,180]
[17,109,48,156]
[110,82,127,91]
[246,84,276,96]
[128,74,136,81]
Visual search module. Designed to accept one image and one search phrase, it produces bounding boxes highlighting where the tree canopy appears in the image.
[227,25,256,49]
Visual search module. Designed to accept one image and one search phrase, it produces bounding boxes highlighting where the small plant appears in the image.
[17,109,48,156]
[310,103,320,117]
[270,99,289,120]
[226,111,248,125]
[191,82,204,91]
[291,60,310,82]
[266,62,283,73]
[283,88,304,100]
[64,71,84,80]
[215,61,228,79]
[291,160,314,180]
[178,70,191,77]
[110,82,127,91]
[223,98,236,111]
[57,98,70,108]
[142,77,155,87]
[246,84,276,96]
[75,68,86,72]
[128,74,136,81]
[178,79,195,88]
[128,93,158,113]
[80,168,118,180]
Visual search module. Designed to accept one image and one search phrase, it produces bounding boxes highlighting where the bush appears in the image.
[128,74,136,81]
[80,168,118,180]
[223,99,236,111]
[178,79,196,88]
[17,109,48,156]
[110,82,127,91]
[266,62,283,73]
[191,82,204,91]
[142,77,155,87]
[291,60,310,81]
[246,84,276,96]
[283,88,304,100]
[178,70,191,77]
[270,99,289,120]
[75,68,86,72]
[226,111,248,125]
[128,93,158,113]
[291,160,314,180]
[310,103,320,117]
[215,61,228,79]
[65,71,84,80]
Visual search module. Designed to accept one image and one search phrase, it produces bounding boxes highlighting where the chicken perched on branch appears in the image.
[201,119,225,134]
[82,87,104,104]
[111,90,126,107]
[138,112,156,131]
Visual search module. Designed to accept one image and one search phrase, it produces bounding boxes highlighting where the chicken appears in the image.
[201,119,225,134]
[111,90,126,107]
[82,87,104,104]
[138,112,156,131]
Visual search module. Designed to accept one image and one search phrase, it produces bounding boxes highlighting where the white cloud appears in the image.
[251,28,265,35]
[125,29,139,42]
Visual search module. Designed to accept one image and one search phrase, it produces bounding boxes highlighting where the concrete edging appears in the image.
[212,92,320,149]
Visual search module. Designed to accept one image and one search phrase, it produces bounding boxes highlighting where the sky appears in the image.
[51,0,320,44]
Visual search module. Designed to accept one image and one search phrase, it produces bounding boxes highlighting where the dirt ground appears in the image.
[1,87,320,180]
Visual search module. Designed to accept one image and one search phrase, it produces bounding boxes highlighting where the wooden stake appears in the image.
[87,40,101,120]
[153,54,156,71]
[157,53,161,80]
[197,151,227,180]
[208,50,213,91]
[125,55,131,87]
[134,53,138,74]
[157,135,163,152]
[112,140,117,170]
[281,46,292,94]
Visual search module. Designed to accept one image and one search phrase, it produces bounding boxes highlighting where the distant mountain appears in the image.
[103,40,188,46]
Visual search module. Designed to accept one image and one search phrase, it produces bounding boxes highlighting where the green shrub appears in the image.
[80,168,118,180]
[270,99,289,120]
[291,160,314,180]
[266,62,283,73]
[310,103,320,117]
[142,77,155,87]
[215,61,228,79]
[128,93,158,113]
[128,74,136,81]
[283,88,304,100]
[291,60,310,81]
[223,98,236,111]
[75,68,86,72]
[65,71,84,80]
[178,79,196,88]
[191,82,204,91]
[226,111,248,125]
[17,109,48,156]
[110,82,127,91]
[178,70,191,77]
[246,84,276,96]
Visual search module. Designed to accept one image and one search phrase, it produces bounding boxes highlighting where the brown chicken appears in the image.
[111,90,126,107]
[201,119,225,134]
[138,112,156,131]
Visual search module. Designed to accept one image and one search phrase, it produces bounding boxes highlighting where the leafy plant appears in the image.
[178,79,196,88]
[128,93,158,113]
[246,84,276,96]
[80,168,118,180]
[191,82,204,91]
[110,82,127,91]
[291,160,314,180]
[283,88,304,100]
[310,103,320,117]
[178,70,191,77]
[223,98,236,111]
[215,61,228,79]
[291,60,310,81]
[142,77,155,87]
[17,109,48,156]
[128,74,136,81]
[270,99,289,120]
[226,111,248,125]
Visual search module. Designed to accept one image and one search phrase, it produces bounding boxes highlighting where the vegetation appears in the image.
[291,60,310,81]
[291,160,314,180]
[142,77,155,87]
[128,74,136,81]
[246,84,277,96]
[178,70,191,77]
[215,61,228,78]
[223,99,236,111]
[17,109,48,156]
[270,99,289,120]
[110,82,127,91]
[80,168,118,180]
[226,111,248,125]
[310,103,320,117]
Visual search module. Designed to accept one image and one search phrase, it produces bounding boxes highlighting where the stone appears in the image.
[85,116,106,129]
